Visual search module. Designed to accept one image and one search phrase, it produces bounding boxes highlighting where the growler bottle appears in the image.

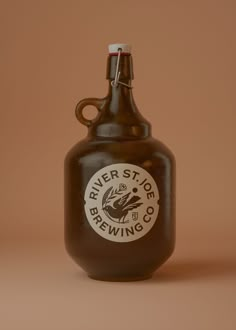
[64,44,176,281]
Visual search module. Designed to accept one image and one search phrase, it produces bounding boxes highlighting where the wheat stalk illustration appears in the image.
[102,183,127,207]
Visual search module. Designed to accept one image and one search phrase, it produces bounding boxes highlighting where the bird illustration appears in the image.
[102,192,143,223]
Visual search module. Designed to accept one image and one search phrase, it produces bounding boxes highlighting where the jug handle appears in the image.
[75,97,105,127]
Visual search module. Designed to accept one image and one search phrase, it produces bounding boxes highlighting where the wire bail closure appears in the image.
[111,48,133,89]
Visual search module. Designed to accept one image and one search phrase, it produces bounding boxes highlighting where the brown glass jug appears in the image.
[64,44,176,281]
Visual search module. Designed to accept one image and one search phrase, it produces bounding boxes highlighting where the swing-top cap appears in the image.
[108,43,132,54]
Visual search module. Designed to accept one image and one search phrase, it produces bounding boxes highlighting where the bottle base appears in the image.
[88,273,153,282]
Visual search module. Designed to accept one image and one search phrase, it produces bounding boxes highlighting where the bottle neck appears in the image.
[105,54,135,114]
[88,54,151,139]
[106,53,134,81]
[105,80,135,115]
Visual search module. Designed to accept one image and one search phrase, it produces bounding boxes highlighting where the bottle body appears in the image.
[64,44,176,281]
[64,136,175,281]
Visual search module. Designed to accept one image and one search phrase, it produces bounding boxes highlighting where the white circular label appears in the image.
[84,163,159,243]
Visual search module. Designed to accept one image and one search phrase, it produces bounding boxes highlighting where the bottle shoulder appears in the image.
[149,137,176,163]
[64,138,89,163]
[65,136,175,167]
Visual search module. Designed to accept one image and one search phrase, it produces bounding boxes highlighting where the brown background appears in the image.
[0,0,235,329]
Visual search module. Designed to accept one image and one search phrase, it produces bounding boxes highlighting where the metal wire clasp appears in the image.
[111,48,133,89]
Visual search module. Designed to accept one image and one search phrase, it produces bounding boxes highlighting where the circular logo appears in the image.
[84,163,159,243]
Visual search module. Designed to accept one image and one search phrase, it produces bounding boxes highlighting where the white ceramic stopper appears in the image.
[108,43,132,54]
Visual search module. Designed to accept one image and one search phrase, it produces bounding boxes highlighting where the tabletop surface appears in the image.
[1,238,235,330]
